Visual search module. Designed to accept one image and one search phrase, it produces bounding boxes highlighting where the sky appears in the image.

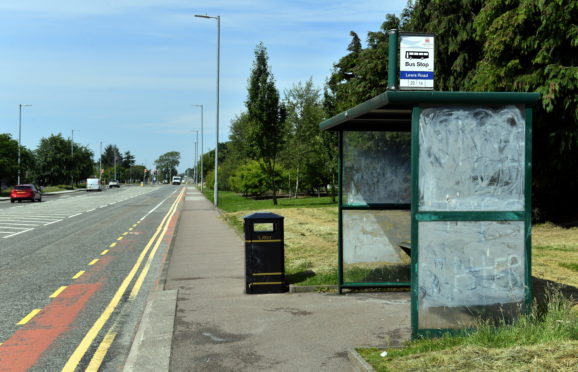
[0,0,408,173]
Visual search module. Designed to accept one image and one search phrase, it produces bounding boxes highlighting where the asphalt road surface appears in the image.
[0,184,183,371]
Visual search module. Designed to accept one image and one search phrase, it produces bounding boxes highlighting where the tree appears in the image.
[324,0,578,220]
[0,133,34,187]
[326,15,400,114]
[283,79,329,197]
[71,144,95,184]
[245,42,287,205]
[465,0,578,221]
[101,145,122,169]
[122,151,135,168]
[35,133,93,186]
[403,0,485,91]
[229,160,270,197]
[154,151,181,182]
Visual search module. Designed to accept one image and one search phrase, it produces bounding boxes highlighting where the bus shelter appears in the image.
[319,90,539,337]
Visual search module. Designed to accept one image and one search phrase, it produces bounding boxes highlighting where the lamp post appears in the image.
[17,104,32,184]
[192,104,204,192]
[71,129,76,187]
[99,141,102,182]
[192,130,199,184]
[194,14,220,208]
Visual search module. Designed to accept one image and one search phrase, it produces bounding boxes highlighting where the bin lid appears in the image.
[243,212,284,220]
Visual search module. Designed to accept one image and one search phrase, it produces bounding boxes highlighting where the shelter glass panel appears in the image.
[417,221,525,329]
[342,210,411,283]
[418,106,525,211]
[343,131,411,206]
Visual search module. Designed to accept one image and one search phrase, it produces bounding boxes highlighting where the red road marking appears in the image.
[0,283,101,372]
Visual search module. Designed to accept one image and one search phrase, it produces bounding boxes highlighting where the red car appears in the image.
[10,184,42,203]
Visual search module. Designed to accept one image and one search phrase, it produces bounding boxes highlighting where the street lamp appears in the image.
[194,14,220,208]
[99,141,102,182]
[17,104,32,185]
[192,104,204,192]
[192,130,199,184]
[71,129,76,187]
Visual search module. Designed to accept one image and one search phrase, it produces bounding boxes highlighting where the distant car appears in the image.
[108,180,120,188]
[87,178,103,192]
[10,184,42,203]
[172,176,181,185]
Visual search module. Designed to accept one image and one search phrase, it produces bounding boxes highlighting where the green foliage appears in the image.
[0,133,33,186]
[229,160,270,197]
[403,0,485,91]
[324,0,578,221]
[122,151,135,168]
[559,262,578,272]
[466,0,578,220]
[154,151,181,182]
[245,42,287,205]
[325,14,400,114]
[282,79,335,197]
[34,133,93,186]
[230,160,286,197]
[358,287,578,371]
[202,188,337,213]
[101,144,122,168]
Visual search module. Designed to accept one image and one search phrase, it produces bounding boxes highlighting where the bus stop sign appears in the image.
[399,33,434,90]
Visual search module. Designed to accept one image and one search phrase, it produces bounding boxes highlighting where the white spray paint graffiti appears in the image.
[419,106,526,211]
[418,221,525,309]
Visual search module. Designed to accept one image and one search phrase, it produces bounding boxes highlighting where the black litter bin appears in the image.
[244,212,287,294]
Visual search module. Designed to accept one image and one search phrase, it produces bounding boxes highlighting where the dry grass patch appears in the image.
[224,207,338,280]
[363,341,578,372]
[532,223,578,288]
[224,212,578,289]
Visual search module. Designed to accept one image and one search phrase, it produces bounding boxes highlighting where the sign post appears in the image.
[399,33,435,90]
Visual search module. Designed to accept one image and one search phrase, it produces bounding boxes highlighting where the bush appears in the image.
[229,160,270,197]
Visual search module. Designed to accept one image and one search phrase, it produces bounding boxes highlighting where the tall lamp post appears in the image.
[71,129,76,187]
[99,141,102,182]
[192,130,199,184]
[194,14,220,208]
[17,104,32,185]
[192,104,204,192]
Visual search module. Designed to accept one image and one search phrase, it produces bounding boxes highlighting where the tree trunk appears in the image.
[294,163,300,199]
[331,172,336,203]
[269,159,278,206]
[288,172,291,198]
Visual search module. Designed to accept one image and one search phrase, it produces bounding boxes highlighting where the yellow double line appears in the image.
[62,188,184,372]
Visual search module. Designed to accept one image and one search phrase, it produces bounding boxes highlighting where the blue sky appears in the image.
[0,0,407,172]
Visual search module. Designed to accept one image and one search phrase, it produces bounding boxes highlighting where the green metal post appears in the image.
[524,106,533,312]
[410,106,421,338]
[387,29,398,90]
[338,130,344,294]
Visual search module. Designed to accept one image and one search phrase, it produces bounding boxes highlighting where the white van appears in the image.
[87,178,102,191]
[171,176,182,185]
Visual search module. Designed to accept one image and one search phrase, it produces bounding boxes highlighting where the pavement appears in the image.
[124,186,412,371]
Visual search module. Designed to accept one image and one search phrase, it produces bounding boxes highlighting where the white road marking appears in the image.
[3,228,34,238]
[44,220,63,226]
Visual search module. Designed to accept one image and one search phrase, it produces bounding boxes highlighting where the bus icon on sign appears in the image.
[405,51,429,59]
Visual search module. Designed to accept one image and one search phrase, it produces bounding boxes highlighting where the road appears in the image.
[0,185,184,371]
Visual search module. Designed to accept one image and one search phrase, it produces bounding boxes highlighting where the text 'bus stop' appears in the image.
[320,90,539,337]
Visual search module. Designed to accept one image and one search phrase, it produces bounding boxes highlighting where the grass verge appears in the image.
[358,287,578,371]
[207,190,578,291]
[205,188,339,286]
[203,189,337,212]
